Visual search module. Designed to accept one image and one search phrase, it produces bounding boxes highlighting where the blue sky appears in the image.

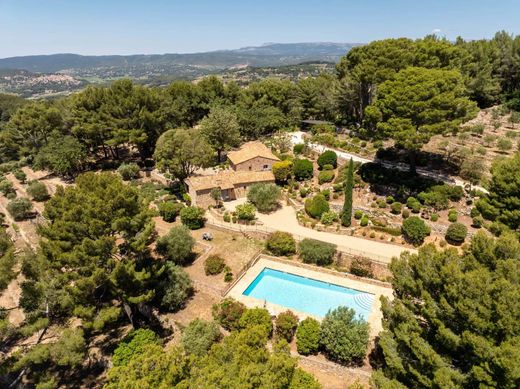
[0,0,518,58]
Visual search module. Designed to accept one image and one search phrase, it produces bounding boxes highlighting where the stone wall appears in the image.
[232,157,277,172]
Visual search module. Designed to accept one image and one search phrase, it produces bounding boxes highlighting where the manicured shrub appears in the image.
[401,216,431,245]
[180,206,205,229]
[402,209,410,219]
[377,199,387,208]
[430,213,439,222]
[266,231,296,256]
[117,162,140,181]
[304,194,329,219]
[239,308,273,336]
[293,143,305,154]
[299,187,309,198]
[299,238,336,266]
[350,257,373,278]
[360,216,369,227]
[223,212,231,222]
[296,317,321,355]
[320,306,370,364]
[320,189,331,200]
[445,222,468,244]
[386,195,395,204]
[322,164,334,171]
[247,183,281,213]
[235,202,256,221]
[275,310,299,342]
[354,210,363,220]
[320,210,337,225]
[212,298,246,331]
[293,159,314,181]
[332,183,343,192]
[204,255,226,275]
[181,319,221,356]
[472,215,484,228]
[158,201,184,222]
[318,170,335,184]
[406,196,421,213]
[155,225,195,265]
[7,197,33,221]
[272,160,293,183]
[13,170,27,183]
[390,202,402,214]
[317,150,338,169]
[448,209,458,223]
[112,329,160,367]
[26,180,50,201]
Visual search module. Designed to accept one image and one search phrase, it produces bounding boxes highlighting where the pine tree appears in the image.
[341,158,354,226]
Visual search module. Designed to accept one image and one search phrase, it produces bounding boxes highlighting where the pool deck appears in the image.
[226,256,393,338]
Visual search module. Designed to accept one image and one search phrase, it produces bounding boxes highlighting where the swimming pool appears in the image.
[242,267,374,319]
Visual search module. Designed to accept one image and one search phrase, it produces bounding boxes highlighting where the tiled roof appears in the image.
[186,170,275,192]
[227,141,279,165]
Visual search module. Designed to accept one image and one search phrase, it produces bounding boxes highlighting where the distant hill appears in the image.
[0,42,360,73]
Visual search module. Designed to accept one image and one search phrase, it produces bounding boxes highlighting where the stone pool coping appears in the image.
[225,256,393,338]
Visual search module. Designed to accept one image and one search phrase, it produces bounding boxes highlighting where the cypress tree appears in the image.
[341,158,354,226]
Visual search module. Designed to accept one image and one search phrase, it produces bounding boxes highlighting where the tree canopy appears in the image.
[372,232,520,388]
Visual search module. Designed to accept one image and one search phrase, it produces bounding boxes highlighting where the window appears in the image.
[249,166,252,171]
[263,164,269,170]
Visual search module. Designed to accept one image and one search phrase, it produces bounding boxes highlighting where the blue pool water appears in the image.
[243,268,374,319]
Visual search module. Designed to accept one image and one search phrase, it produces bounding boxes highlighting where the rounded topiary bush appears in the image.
[390,202,402,214]
[445,222,467,244]
[265,231,296,256]
[401,216,431,245]
[296,317,321,355]
[320,306,370,364]
[304,194,330,219]
[354,210,363,220]
[317,150,338,169]
[360,216,369,227]
[275,310,299,342]
[293,159,314,181]
[318,170,335,184]
[448,209,458,223]
[430,213,439,222]
[204,255,226,275]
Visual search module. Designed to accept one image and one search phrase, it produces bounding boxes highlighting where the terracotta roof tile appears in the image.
[227,141,279,165]
[186,170,275,192]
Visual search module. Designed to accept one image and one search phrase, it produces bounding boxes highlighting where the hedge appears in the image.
[299,238,336,266]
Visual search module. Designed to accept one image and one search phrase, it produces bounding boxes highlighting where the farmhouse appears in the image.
[186,170,275,208]
[186,141,279,207]
[227,141,279,171]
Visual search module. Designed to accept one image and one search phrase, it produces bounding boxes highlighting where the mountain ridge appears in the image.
[0,42,361,73]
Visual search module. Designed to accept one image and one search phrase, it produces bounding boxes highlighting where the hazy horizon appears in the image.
[1,0,518,58]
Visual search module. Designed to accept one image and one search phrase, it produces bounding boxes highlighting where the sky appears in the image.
[0,0,519,58]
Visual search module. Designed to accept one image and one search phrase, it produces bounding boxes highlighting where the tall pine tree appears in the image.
[341,158,354,226]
